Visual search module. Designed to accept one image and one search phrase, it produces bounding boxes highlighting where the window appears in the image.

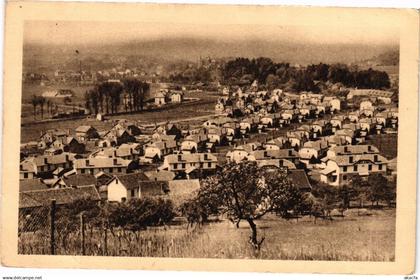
[24,173,28,179]
[354,165,358,172]
[173,163,178,170]
[349,156,353,163]
[343,175,347,180]
[208,162,212,168]
[109,168,113,173]
[81,169,85,174]
[182,163,186,169]
[131,189,135,198]
[200,162,204,168]
[118,167,122,173]
[40,166,44,172]
[379,164,383,170]
[368,164,372,171]
[343,166,347,172]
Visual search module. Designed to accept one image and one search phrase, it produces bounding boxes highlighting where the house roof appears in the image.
[250,149,297,160]
[140,181,169,197]
[329,145,379,155]
[144,170,176,181]
[73,157,133,169]
[62,174,97,187]
[22,153,76,168]
[112,172,150,190]
[19,186,100,209]
[303,140,328,151]
[288,169,312,190]
[19,179,48,192]
[164,153,218,164]
[76,125,95,133]
[327,153,388,166]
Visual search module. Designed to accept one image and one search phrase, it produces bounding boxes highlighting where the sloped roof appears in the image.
[144,170,176,181]
[140,181,169,197]
[328,153,388,166]
[73,157,133,169]
[113,173,150,190]
[288,169,312,190]
[19,179,48,192]
[62,174,97,187]
[164,153,218,164]
[329,145,379,155]
[19,186,100,209]
[76,125,96,133]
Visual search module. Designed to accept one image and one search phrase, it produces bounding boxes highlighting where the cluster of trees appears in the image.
[180,162,396,250]
[221,58,391,92]
[55,197,176,239]
[84,79,150,115]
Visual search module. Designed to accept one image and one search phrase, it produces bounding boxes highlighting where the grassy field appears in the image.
[20,91,219,143]
[19,209,395,261]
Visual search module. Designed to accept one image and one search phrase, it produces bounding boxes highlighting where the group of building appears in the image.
[19,85,398,211]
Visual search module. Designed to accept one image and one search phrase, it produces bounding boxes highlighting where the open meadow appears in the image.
[19,208,395,261]
[20,90,219,143]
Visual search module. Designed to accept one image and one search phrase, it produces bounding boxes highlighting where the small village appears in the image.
[19,77,398,232]
[18,35,400,259]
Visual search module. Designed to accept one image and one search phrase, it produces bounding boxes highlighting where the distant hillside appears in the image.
[360,50,399,67]
[23,38,399,74]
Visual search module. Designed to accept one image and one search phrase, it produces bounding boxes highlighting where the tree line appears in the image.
[84,79,150,115]
[30,95,61,120]
[222,58,391,92]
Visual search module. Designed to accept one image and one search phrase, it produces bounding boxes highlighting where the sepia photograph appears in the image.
[1,2,418,274]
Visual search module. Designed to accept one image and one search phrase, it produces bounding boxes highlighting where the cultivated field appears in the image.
[20,91,220,143]
[19,208,395,261]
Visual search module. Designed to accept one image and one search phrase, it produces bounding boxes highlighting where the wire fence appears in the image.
[17,200,201,256]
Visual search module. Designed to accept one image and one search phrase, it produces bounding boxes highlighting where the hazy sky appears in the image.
[24,21,399,46]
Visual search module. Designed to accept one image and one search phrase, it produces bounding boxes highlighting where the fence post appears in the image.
[50,199,56,255]
[103,224,108,256]
[80,213,85,255]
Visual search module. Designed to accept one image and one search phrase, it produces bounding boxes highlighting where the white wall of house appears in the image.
[299,148,318,160]
[181,141,198,152]
[107,178,128,202]
[329,99,341,111]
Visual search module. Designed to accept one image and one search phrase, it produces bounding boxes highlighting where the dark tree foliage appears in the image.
[366,173,391,206]
[220,58,391,91]
[84,79,150,115]
[108,198,175,231]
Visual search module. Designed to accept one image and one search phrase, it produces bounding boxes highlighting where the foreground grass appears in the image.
[19,209,395,261]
